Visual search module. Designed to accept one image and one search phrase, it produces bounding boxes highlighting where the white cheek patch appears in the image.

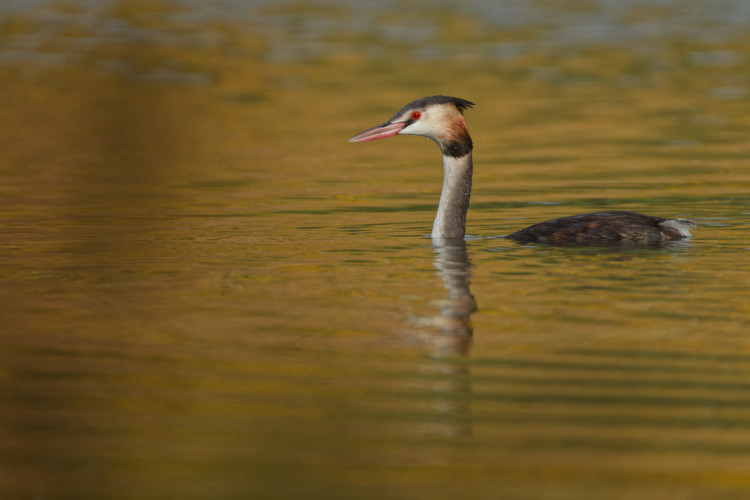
[399,119,432,137]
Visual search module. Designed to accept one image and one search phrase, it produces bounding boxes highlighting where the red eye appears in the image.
[411,111,421,120]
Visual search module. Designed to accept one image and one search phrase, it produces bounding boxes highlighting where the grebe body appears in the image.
[349,95,696,245]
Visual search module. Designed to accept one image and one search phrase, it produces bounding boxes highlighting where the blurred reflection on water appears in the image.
[2,1,750,499]
[408,243,475,356]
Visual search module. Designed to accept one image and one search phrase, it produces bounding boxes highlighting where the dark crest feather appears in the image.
[393,95,475,118]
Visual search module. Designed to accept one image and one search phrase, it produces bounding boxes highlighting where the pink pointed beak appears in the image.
[348,121,406,143]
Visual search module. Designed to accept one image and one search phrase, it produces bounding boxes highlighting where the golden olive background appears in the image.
[2,1,750,498]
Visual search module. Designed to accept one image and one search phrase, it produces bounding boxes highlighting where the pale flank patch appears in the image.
[659,219,697,238]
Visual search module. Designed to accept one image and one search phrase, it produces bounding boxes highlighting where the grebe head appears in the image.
[349,95,474,157]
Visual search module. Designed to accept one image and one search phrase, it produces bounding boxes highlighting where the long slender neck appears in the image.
[432,152,473,242]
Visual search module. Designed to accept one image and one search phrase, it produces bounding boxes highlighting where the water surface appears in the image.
[2,1,750,498]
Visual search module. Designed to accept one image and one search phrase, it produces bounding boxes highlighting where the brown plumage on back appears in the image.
[507,211,697,244]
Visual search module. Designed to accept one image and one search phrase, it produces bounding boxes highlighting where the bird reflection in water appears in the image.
[406,241,476,436]
[408,242,476,356]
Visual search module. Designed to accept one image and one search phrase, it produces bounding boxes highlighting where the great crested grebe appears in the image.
[349,95,697,244]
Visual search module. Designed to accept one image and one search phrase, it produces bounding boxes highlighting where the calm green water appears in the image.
[2,1,750,498]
